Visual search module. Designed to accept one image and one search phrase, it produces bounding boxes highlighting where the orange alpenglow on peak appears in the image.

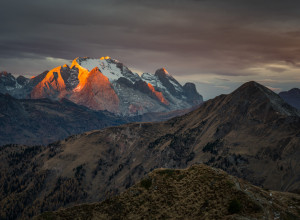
[73,67,105,92]
[91,66,101,72]
[162,68,169,74]
[100,56,111,60]
[70,66,120,112]
[31,66,66,99]
[147,83,169,105]
[70,58,90,87]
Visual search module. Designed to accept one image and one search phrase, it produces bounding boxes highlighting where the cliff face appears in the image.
[31,66,67,99]
[70,67,120,112]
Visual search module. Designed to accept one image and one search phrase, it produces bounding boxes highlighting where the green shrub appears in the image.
[226,180,235,188]
[140,178,152,190]
[177,174,186,181]
[228,199,242,214]
[202,139,221,155]
[38,212,56,220]
[157,169,176,177]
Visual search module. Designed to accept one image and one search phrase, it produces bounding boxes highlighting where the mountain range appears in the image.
[1,81,299,219]
[0,57,203,116]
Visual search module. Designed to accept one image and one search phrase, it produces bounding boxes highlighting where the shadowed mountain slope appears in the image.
[0,93,131,146]
[1,81,300,219]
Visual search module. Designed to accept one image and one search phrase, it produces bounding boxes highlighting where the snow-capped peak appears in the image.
[71,57,140,83]
[161,68,169,75]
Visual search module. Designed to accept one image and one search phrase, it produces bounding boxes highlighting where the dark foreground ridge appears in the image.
[36,164,300,220]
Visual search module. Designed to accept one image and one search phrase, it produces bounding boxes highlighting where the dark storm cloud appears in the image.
[1,0,300,98]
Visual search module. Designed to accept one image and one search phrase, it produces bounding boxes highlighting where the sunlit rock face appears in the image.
[31,66,68,99]
[70,67,120,113]
[4,57,203,115]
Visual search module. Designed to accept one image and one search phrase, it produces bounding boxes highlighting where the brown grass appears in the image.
[36,164,300,220]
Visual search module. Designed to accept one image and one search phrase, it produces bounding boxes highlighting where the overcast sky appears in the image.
[1,0,300,99]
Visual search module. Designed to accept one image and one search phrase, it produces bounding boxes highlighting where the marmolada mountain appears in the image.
[1,57,203,115]
[0,57,300,219]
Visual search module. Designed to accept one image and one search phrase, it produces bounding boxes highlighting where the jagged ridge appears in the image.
[23,57,203,115]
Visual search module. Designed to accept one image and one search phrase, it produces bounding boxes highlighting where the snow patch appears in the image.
[5,86,15,91]
[168,77,183,93]
[79,58,122,82]
[15,82,23,89]
[76,58,141,83]
[141,73,165,91]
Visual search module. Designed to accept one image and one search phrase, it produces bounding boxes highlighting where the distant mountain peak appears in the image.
[155,68,170,77]
[232,81,279,99]
[279,87,300,110]
[31,66,67,99]
[281,88,300,95]
[0,71,9,76]
[224,81,300,118]
[0,71,14,80]
[234,81,267,92]
[160,67,169,74]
